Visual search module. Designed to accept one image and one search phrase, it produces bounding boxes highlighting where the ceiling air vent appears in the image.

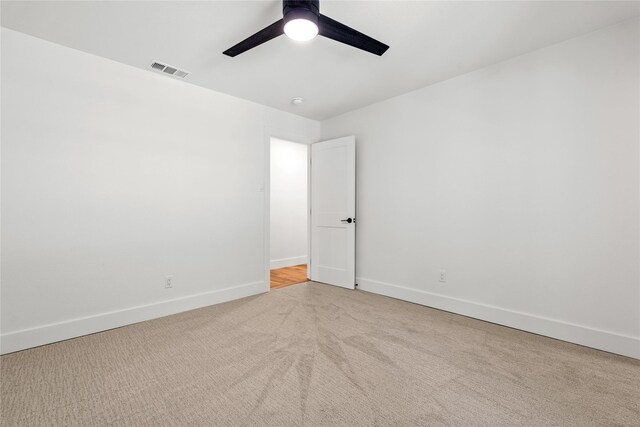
[149,61,190,79]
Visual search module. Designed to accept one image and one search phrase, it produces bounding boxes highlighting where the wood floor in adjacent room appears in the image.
[2,282,639,426]
[270,264,308,289]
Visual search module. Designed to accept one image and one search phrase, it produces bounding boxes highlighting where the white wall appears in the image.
[0,28,320,354]
[321,19,640,359]
[270,138,308,269]
[3,19,639,359]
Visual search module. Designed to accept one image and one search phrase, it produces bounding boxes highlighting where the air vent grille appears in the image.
[149,61,190,78]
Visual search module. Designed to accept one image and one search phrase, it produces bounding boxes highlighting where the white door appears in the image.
[310,136,356,289]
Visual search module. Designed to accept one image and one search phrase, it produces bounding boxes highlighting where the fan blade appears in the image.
[318,14,389,56]
[223,19,285,57]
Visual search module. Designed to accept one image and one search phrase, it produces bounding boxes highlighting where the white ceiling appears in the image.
[2,1,639,120]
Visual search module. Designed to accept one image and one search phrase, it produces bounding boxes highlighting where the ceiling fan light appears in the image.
[284,18,318,42]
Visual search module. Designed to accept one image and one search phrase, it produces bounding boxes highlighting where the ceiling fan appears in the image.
[223,0,389,57]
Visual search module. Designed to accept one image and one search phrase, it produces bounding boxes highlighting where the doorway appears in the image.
[269,137,309,289]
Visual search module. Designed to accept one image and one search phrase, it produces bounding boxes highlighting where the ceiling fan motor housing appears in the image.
[283,0,320,26]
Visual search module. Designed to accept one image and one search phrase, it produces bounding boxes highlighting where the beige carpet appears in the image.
[1,282,639,426]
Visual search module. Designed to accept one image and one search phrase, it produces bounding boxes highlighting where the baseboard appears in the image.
[0,280,265,355]
[270,256,307,270]
[357,277,640,360]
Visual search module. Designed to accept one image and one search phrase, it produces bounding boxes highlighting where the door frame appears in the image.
[263,126,314,292]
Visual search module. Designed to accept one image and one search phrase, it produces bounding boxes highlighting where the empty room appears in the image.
[1,1,639,425]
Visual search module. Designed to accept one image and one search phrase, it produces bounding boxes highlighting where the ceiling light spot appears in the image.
[284,19,318,42]
[291,97,305,106]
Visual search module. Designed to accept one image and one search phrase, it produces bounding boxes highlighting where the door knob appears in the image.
[341,218,354,224]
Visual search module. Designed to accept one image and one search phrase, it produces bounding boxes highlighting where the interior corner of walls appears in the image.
[0,280,265,355]
[356,277,640,360]
[262,108,321,142]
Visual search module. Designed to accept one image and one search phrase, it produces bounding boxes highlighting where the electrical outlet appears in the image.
[165,275,173,288]
[439,270,447,283]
